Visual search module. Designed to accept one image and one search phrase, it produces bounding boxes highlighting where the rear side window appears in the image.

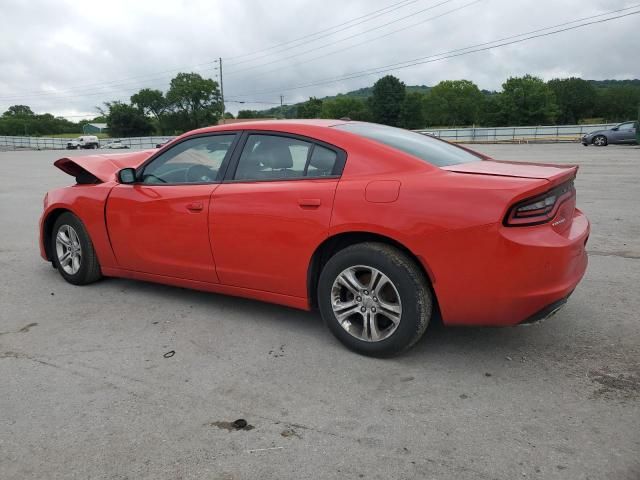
[335,123,480,167]
[234,134,339,181]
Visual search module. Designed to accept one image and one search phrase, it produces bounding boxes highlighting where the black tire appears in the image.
[593,135,608,147]
[51,212,102,285]
[318,242,432,357]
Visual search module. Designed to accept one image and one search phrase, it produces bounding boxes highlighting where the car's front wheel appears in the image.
[51,212,102,285]
[318,242,432,357]
[593,135,608,146]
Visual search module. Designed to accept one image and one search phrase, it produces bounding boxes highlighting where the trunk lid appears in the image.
[54,150,156,183]
[442,160,578,187]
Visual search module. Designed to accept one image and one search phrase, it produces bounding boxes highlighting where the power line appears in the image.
[223,0,423,66]
[1,0,422,99]
[227,0,483,80]
[277,3,640,92]
[225,0,457,76]
[0,2,430,103]
[0,65,220,102]
[229,7,640,99]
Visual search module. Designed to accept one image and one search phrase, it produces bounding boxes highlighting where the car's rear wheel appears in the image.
[593,135,608,146]
[51,212,102,285]
[318,242,432,357]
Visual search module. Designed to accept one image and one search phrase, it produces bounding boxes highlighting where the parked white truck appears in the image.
[66,135,100,149]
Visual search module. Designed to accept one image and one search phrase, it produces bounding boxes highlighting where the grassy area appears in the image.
[46,133,111,139]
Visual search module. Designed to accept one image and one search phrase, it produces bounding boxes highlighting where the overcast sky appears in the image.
[1,0,638,119]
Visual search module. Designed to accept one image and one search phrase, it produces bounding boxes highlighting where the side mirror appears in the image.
[612,127,619,131]
[118,168,136,184]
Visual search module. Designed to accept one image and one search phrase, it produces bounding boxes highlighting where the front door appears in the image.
[106,133,238,282]
[211,133,345,297]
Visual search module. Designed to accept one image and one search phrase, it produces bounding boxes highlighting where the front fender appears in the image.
[40,183,118,268]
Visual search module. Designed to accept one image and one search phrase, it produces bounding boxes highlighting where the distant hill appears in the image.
[254,85,432,117]
[251,80,638,118]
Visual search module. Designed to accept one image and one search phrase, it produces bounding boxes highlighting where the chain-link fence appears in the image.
[415,123,618,143]
[0,136,175,151]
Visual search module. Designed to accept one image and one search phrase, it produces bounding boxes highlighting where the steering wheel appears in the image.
[185,164,215,183]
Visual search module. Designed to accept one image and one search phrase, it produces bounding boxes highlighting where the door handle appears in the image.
[298,198,321,208]
[186,202,204,212]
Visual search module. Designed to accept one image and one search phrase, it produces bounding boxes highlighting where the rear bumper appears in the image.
[431,209,589,327]
[519,292,572,325]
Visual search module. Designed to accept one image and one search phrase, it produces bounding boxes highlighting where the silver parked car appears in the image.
[582,121,638,146]
[104,140,130,149]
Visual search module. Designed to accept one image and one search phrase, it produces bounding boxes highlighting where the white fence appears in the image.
[415,123,618,143]
[0,123,620,151]
[0,135,175,151]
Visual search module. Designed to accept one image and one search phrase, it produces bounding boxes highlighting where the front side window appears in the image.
[234,134,338,181]
[618,122,635,131]
[335,123,480,167]
[142,134,236,184]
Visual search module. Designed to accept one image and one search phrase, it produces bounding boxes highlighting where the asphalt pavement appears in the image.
[0,144,638,479]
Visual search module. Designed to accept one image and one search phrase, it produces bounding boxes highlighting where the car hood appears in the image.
[442,160,578,187]
[54,150,156,182]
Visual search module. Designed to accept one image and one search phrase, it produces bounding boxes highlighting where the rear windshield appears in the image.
[335,123,481,167]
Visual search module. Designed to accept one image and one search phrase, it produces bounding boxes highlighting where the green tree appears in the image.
[498,75,559,125]
[104,101,154,137]
[399,92,425,129]
[166,72,223,130]
[369,75,406,126]
[479,93,505,127]
[548,78,597,124]
[237,110,261,119]
[595,85,640,122]
[131,88,168,131]
[3,105,34,117]
[320,96,371,121]
[423,80,482,126]
[297,97,323,118]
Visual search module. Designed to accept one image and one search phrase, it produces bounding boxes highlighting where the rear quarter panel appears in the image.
[330,151,552,324]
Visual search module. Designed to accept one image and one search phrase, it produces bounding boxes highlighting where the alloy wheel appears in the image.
[330,265,402,342]
[55,225,82,275]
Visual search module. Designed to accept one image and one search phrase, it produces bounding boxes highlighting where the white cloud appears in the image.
[0,0,638,118]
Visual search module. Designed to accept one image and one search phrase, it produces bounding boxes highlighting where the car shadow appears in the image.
[43,266,581,364]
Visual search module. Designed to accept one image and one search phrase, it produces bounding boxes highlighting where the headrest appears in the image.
[253,139,293,169]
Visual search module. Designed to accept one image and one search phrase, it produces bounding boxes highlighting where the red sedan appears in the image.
[40,120,589,356]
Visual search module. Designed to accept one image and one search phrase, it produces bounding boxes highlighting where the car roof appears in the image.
[188,119,349,135]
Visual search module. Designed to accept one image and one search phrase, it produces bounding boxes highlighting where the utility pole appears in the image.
[218,57,225,124]
[280,95,284,119]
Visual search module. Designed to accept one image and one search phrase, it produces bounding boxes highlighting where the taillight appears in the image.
[504,181,575,227]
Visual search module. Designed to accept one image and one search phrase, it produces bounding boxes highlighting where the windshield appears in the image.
[335,122,481,167]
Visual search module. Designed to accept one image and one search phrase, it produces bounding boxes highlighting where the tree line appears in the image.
[0,72,223,137]
[1,73,639,137]
[240,75,640,129]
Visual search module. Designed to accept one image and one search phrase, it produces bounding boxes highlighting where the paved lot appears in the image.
[1,144,639,480]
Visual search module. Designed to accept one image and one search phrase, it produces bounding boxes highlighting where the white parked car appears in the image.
[66,135,100,150]
[104,140,130,149]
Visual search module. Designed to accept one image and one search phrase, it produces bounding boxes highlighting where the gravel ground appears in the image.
[0,144,638,480]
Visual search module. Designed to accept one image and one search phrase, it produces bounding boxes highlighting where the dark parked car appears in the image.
[582,121,638,146]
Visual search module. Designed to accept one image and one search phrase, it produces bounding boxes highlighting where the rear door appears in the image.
[106,133,238,282]
[210,132,346,297]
